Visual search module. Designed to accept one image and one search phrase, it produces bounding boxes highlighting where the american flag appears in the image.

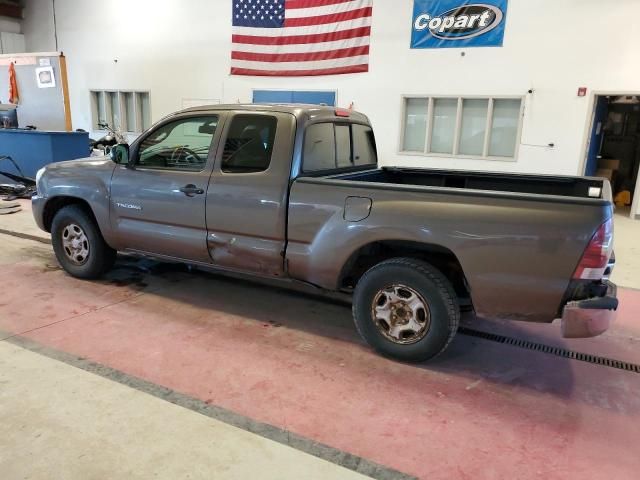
[231,0,372,76]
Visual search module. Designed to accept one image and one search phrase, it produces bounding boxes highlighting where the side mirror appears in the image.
[110,143,130,165]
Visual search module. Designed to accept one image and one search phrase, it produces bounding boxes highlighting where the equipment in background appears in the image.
[87,122,128,155]
[0,155,36,201]
[0,104,18,128]
[615,190,632,208]
[0,200,21,215]
[0,53,71,131]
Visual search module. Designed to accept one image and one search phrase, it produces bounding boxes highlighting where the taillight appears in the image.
[573,218,613,280]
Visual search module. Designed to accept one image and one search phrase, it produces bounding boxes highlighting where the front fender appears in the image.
[35,157,117,244]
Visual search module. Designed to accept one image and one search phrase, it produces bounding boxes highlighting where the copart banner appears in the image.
[410,0,508,49]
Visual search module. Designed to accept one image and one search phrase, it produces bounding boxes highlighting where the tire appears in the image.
[51,205,116,279]
[352,258,460,363]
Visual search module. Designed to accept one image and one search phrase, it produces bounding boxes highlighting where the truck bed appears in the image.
[288,165,614,323]
[332,167,610,201]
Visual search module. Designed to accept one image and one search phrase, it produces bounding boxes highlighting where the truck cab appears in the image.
[106,105,375,277]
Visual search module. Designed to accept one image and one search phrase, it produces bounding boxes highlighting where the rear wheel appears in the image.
[51,205,116,279]
[352,258,460,362]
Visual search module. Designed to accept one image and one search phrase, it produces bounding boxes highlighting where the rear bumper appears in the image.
[561,282,618,338]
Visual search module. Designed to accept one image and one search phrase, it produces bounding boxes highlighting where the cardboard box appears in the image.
[595,168,614,181]
[597,158,621,170]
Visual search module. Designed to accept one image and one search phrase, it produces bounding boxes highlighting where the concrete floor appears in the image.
[612,207,640,289]
[0,341,370,480]
[1,201,639,479]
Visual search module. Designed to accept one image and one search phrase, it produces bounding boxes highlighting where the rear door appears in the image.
[205,111,296,276]
[109,113,224,263]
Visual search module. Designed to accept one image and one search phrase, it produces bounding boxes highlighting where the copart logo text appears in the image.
[414,4,503,40]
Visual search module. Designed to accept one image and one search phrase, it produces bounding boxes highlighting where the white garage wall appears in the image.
[0,17,22,34]
[21,0,640,176]
[22,0,55,52]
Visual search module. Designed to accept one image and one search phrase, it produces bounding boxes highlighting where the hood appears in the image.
[46,156,113,171]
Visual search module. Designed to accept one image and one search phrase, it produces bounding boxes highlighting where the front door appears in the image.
[110,114,223,263]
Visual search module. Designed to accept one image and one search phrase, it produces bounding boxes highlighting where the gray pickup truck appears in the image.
[33,104,618,362]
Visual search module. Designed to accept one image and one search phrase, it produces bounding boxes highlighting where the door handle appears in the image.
[179,184,204,197]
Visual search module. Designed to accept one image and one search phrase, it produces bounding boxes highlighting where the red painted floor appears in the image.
[1,247,639,479]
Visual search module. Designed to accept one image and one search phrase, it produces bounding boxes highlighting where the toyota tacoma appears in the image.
[32,104,618,362]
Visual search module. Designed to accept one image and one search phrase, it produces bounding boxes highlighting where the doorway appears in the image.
[585,95,640,219]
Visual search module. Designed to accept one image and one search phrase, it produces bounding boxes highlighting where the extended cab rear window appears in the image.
[303,122,377,173]
[222,114,277,173]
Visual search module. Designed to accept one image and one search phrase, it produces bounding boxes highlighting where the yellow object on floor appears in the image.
[615,190,631,208]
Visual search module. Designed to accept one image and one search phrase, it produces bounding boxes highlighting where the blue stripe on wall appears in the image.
[253,90,336,106]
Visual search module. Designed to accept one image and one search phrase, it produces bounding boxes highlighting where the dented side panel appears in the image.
[205,111,296,277]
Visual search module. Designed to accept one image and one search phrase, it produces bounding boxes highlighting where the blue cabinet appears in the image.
[0,130,89,180]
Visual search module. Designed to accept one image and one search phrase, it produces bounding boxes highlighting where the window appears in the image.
[459,99,489,156]
[403,98,428,152]
[136,116,218,171]
[431,98,457,154]
[401,96,523,159]
[123,92,135,132]
[136,92,151,132]
[90,90,151,133]
[221,115,277,173]
[303,123,377,172]
[304,123,336,171]
[489,99,521,157]
[92,91,106,126]
[352,124,377,165]
[335,125,352,168]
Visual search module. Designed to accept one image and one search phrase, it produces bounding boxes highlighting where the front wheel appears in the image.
[51,205,116,279]
[352,258,460,362]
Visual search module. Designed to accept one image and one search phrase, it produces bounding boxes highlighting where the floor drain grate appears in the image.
[458,327,640,373]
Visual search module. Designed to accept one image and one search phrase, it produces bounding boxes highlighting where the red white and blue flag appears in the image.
[231,0,372,76]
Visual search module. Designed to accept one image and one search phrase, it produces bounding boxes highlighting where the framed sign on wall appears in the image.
[410,0,508,49]
[35,66,56,89]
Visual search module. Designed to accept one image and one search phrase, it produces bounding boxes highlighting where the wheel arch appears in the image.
[338,240,472,305]
[43,196,101,234]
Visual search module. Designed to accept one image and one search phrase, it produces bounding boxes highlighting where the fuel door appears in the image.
[344,196,372,222]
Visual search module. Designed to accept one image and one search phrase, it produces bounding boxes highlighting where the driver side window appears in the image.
[136,115,218,172]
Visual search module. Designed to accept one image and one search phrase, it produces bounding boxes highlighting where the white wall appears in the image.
[0,16,22,34]
[0,15,24,54]
[21,0,640,176]
[22,0,55,52]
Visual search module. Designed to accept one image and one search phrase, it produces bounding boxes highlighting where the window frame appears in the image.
[301,121,378,175]
[398,95,525,162]
[130,113,220,173]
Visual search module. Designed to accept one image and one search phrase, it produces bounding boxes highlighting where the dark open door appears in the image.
[585,96,609,176]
